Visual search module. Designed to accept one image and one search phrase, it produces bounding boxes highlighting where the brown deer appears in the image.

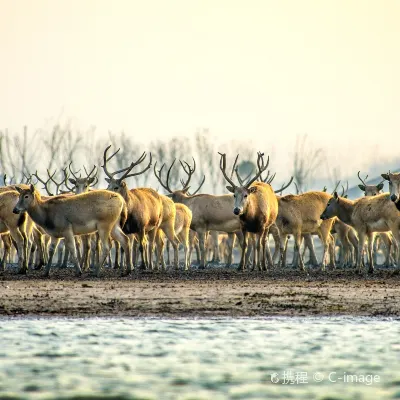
[13,184,132,277]
[219,152,280,271]
[102,145,176,270]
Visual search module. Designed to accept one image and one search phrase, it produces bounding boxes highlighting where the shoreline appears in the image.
[1,267,400,318]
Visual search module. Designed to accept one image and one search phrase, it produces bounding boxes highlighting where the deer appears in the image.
[234,158,293,266]
[274,190,335,271]
[62,163,102,271]
[155,203,192,270]
[0,190,33,274]
[12,184,132,277]
[320,187,400,273]
[153,157,243,269]
[219,152,281,271]
[102,145,179,270]
[357,171,396,267]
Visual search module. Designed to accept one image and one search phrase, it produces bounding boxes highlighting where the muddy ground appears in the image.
[1,265,400,318]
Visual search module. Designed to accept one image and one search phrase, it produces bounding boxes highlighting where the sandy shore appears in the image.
[1,266,400,318]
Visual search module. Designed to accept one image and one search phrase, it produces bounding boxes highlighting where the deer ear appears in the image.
[358,184,365,191]
[377,183,384,191]
[69,178,76,185]
[381,174,390,181]
[182,186,190,194]
[333,191,339,200]
[249,186,257,194]
[105,178,111,183]
[88,177,95,184]
[30,184,35,193]
[226,186,235,193]
[15,186,23,194]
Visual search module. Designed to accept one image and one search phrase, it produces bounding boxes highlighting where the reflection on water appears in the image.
[0,317,399,399]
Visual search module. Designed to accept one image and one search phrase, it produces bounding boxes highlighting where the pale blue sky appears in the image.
[1,0,399,180]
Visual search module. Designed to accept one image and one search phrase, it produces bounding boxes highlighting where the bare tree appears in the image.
[292,134,324,192]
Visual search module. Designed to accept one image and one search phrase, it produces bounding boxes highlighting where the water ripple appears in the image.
[0,317,399,399]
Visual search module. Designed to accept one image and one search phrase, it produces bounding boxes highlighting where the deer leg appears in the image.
[197,230,207,269]
[238,230,248,271]
[0,234,11,271]
[264,230,274,269]
[166,240,171,266]
[111,224,132,275]
[226,232,235,267]
[268,224,281,267]
[62,233,82,277]
[293,231,305,271]
[56,239,64,267]
[328,233,336,269]
[367,232,374,274]
[80,235,90,271]
[161,221,179,270]
[155,230,164,271]
[147,229,157,270]
[32,230,46,270]
[43,237,60,277]
[380,233,392,267]
[8,228,26,274]
[356,231,366,273]
[211,231,220,264]
[279,235,288,268]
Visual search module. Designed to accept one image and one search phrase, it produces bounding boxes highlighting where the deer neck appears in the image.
[336,197,354,224]
[27,194,48,227]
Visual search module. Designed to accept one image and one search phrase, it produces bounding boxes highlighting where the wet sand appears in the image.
[1,266,400,318]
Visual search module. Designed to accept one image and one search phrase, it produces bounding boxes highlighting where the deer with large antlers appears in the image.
[102,145,178,270]
[219,152,281,270]
[154,156,244,268]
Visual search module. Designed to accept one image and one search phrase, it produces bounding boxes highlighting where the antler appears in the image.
[32,170,56,196]
[102,145,152,182]
[62,167,75,192]
[263,171,276,184]
[245,152,270,188]
[153,160,175,194]
[68,162,82,180]
[331,180,341,195]
[218,153,237,188]
[47,169,66,195]
[357,171,368,187]
[234,167,252,186]
[83,165,98,187]
[179,157,206,195]
[341,181,349,197]
[102,145,122,179]
[274,176,294,194]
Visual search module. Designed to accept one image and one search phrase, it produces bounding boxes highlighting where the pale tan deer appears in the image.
[0,190,32,274]
[321,189,400,273]
[13,184,132,277]
[357,171,396,267]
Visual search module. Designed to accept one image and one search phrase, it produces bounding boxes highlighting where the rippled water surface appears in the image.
[1,317,400,399]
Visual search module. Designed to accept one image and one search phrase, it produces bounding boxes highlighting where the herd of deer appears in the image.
[0,145,399,278]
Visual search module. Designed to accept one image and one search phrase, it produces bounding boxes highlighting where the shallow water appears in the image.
[0,317,399,399]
